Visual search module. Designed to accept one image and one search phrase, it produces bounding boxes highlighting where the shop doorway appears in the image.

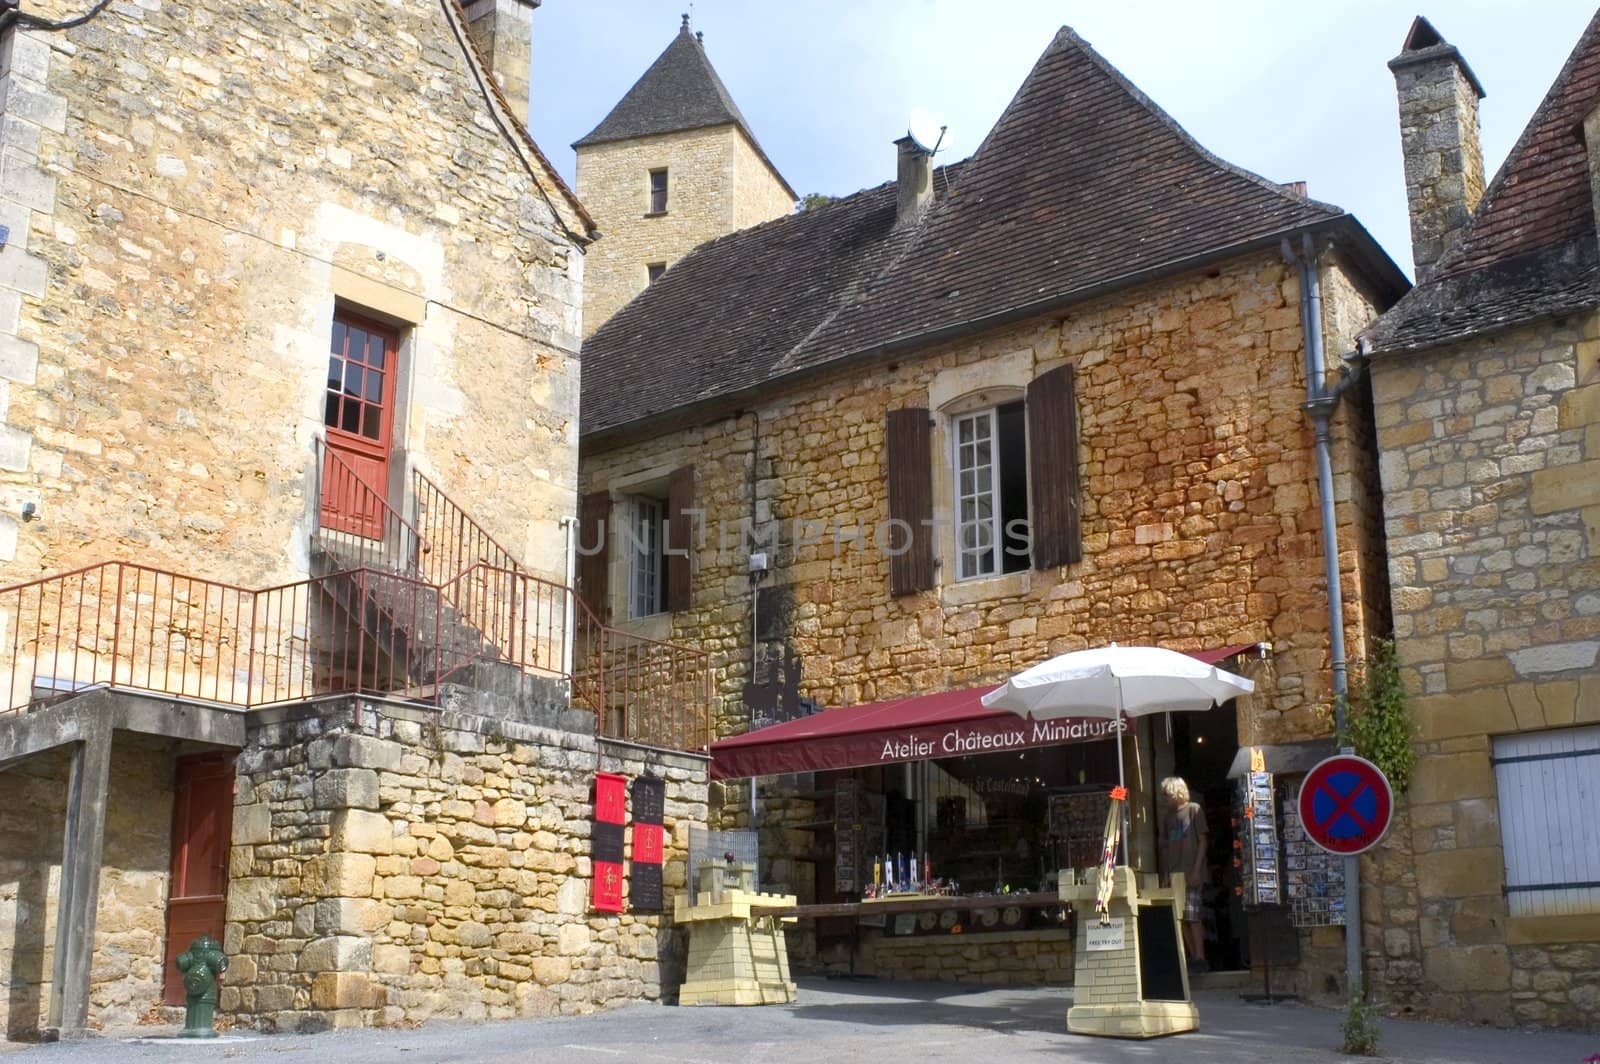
[1170,705,1244,972]
[162,754,235,1005]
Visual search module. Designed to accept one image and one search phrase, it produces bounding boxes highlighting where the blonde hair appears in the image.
[1160,776,1190,804]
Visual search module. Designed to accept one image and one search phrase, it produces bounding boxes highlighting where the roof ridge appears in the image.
[1431,6,1600,279]
[1049,26,1347,220]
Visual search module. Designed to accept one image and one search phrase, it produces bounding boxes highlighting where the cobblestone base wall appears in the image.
[225,698,708,1031]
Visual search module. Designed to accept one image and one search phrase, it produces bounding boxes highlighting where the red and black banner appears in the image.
[592,772,627,913]
[630,776,666,912]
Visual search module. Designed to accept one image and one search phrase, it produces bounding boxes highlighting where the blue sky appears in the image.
[529,2,1598,278]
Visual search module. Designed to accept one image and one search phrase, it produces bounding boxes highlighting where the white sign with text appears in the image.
[1084,918,1126,952]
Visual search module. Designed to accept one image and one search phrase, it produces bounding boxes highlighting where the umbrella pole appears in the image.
[1116,679,1129,867]
[1116,718,1129,867]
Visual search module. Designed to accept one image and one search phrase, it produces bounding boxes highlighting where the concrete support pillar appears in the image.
[45,723,112,1041]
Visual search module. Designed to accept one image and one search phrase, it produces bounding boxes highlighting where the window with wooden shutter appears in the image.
[885,407,935,595]
[1026,363,1083,569]
[578,490,611,620]
[666,465,694,613]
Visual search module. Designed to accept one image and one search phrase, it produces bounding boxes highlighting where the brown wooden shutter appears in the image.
[885,407,935,596]
[1027,363,1083,569]
[665,465,694,613]
[578,490,611,620]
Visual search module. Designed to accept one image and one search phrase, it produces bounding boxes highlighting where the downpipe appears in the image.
[1284,234,1366,999]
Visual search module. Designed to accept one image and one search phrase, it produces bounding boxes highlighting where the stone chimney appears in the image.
[464,0,540,127]
[1389,16,1486,282]
[895,136,934,226]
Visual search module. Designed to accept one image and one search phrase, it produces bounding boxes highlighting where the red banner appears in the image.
[630,776,666,912]
[592,773,627,913]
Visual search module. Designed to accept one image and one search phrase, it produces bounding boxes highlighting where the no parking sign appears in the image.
[1297,754,1394,856]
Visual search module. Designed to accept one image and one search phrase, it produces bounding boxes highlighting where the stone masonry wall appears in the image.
[577,125,792,336]
[225,698,707,1031]
[0,2,583,594]
[1371,311,1600,1027]
[582,250,1390,757]
[820,928,1075,987]
[0,737,176,1038]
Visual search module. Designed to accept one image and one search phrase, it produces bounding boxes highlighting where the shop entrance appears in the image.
[1169,705,1245,972]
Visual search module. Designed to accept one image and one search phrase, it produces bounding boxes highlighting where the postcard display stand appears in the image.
[1235,772,1281,907]
[1059,867,1198,1038]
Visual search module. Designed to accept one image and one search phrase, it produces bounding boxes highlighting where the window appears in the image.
[627,495,667,618]
[952,400,1029,580]
[647,262,667,284]
[648,168,668,214]
[1493,725,1600,917]
[324,314,394,443]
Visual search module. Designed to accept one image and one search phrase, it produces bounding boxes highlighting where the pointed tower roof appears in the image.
[574,16,793,195]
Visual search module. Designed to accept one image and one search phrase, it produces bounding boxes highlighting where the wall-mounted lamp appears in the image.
[21,502,37,523]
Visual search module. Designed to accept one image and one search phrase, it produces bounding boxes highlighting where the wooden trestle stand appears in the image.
[1059,867,1198,1038]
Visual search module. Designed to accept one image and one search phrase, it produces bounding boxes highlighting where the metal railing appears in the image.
[315,441,428,574]
[410,468,711,749]
[0,558,712,751]
[411,469,520,587]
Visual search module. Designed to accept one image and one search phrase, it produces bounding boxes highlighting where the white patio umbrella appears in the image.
[981,645,1255,863]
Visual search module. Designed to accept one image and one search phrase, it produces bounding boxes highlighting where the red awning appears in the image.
[708,644,1258,780]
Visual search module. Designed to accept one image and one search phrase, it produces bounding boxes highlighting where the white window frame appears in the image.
[627,495,665,619]
[1492,724,1600,918]
[952,408,1001,580]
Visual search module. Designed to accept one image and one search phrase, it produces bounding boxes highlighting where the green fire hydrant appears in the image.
[175,934,228,1038]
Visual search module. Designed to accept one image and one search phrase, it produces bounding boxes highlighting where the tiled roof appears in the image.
[582,27,1401,441]
[1368,11,1600,353]
[573,19,794,198]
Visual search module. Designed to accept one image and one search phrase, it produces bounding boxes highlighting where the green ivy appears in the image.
[1330,639,1415,794]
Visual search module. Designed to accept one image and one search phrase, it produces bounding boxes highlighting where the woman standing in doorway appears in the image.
[1158,776,1209,973]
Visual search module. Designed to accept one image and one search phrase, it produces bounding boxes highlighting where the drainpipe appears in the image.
[560,514,577,680]
[747,410,761,832]
[1283,233,1365,999]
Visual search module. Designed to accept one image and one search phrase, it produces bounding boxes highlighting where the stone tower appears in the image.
[575,16,795,337]
[1389,16,1486,282]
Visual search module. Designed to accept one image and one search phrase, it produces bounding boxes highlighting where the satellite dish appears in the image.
[908,107,949,154]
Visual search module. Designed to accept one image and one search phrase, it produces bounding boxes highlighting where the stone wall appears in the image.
[0,736,176,1038]
[225,697,708,1031]
[809,928,1075,987]
[582,250,1390,756]
[1370,311,1600,1027]
[0,0,584,592]
[577,125,792,336]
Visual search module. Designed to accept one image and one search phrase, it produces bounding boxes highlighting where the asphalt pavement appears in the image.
[4,979,1595,1063]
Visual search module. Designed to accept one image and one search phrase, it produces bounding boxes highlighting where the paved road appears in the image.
[6,980,1594,1062]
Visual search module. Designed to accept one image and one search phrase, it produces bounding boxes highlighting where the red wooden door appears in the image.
[163,755,236,1006]
[321,311,399,540]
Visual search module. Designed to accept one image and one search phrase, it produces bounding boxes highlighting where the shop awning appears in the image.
[710,644,1259,780]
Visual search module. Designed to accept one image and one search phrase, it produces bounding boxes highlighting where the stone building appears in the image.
[574,16,795,337]
[578,27,1405,994]
[0,0,708,1041]
[1363,14,1600,1028]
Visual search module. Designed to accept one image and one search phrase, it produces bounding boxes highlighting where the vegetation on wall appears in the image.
[1329,639,1415,794]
